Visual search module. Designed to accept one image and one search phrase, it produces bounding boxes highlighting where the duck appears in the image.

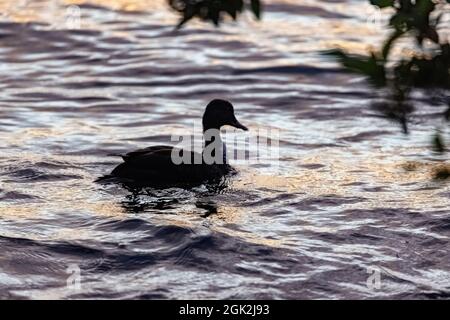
[109,99,248,187]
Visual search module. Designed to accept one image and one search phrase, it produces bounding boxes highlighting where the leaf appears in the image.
[433,132,445,153]
[251,0,262,19]
[169,0,262,28]
[370,0,394,8]
[424,26,439,43]
[224,0,244,20]
[445,106,450,121]
[382,30,404,59]
[176,6,198,29]
[324,50,386,87]
[389,12,411,32]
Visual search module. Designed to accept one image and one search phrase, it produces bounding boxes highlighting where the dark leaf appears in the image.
[433,132,446,153]
[251,0,262,19]
[424,27,439,43]
[370,0,395,8]
[324,50,386,87]
[382,30,404,59]
[168,0,262,28]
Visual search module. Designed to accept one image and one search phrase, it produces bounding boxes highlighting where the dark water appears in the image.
[0,0,449,299]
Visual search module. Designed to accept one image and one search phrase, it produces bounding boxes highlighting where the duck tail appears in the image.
[107,153,124,157]
[94,174,115,183]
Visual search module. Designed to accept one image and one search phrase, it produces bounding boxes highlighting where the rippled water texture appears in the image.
[0,0,449,299]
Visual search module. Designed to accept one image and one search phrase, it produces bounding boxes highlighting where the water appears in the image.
[0,0,449,299]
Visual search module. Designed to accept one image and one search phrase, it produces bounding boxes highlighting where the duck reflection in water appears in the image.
[119,183,222,217]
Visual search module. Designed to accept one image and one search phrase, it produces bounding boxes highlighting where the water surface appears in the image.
[0,0,449,299]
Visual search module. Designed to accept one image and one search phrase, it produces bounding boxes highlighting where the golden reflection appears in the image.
[0,0,172,26]
[152,204,287,249]
[0,205,40,219]
[232,151,450,213]
[2,146,449,222]
[216,226,285,248]
[1,150,449,250]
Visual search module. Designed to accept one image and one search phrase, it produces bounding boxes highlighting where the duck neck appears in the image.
[203,125,227,165]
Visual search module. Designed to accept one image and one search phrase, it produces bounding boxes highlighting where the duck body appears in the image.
[111,145,235,186]
[109,99,247,187]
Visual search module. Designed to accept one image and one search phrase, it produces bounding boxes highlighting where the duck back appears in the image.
[111,145,234,186]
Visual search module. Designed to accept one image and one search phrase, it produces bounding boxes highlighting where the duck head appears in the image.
[202,99,248,132]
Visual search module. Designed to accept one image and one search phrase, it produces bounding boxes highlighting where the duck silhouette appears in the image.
[109,99,248,187]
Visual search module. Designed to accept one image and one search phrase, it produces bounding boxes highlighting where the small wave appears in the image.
[3,168,82,183]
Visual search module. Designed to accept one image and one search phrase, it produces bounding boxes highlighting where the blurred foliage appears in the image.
[326,0,450,142]
[166,1,450,158]
[433,131,446,153]
[168,0,262,28]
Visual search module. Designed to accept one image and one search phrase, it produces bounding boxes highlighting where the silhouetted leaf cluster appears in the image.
[325,50,387,87]
[327,0,449,141]
[433,131,446,153]
[168,0,262,28]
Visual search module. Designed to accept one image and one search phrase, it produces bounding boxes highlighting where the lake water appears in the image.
[0,0,449,299]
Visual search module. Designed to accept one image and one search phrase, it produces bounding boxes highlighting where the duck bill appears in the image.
[230,119,248,131]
